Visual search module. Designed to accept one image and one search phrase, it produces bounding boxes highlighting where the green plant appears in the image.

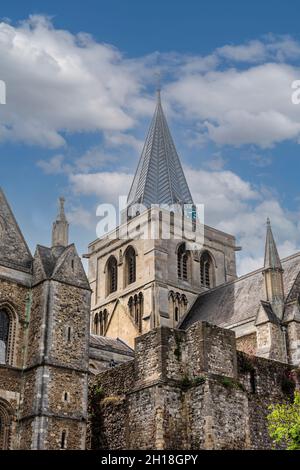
[179,375,206,389]
[93,385,104,398]
[218,376,245,391]
[180,375,192,388]
[267,391,300,450]
[193,376,206,386]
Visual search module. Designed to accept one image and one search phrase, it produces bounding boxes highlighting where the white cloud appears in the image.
[217,36,300,63]
[0,15,152,147]
[185,167,300,274]
[67,206,95,229]
[167,62,300,148]
[37,154,71,174]
[2,17,300,150]
[69,171,132,203]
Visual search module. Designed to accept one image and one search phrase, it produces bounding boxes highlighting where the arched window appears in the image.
[93,312,99,335]
[0,309,9,365]
[125,246,136,285]
[128,297,134,317]
[168,291,189,326]
[0,400,12,450]
[177,243,190,281]
[128,293,143,333]
[174,307,179,322]
[107,256,118,294]
[101,309,108,335]
[200,251,214,288]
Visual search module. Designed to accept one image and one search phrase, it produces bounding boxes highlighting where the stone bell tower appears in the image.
[87,90,238,348]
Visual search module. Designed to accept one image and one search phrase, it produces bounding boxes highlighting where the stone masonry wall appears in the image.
[89,321,296,450]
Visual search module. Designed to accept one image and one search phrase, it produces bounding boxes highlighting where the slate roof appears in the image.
[33,243,90,289]
[0,188,33,273]
[89,334,134,356]
[180,251,300,330]
[127,90,193,208]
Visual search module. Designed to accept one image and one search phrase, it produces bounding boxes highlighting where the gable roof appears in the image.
[0,188,33,273]
[33,243,90,289]
[89,334,134,356]
[127,91,193,209]
[180,251,300,330]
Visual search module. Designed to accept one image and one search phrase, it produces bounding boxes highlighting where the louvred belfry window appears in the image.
[177,243,189,281]
[107,256,118,294]
[200,252,214,288]
[125,246,136,285]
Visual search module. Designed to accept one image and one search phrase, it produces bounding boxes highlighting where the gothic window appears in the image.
[94,312,99,335]
[107,256,118,294]
[168,291,189,326]
[128,293,143,333]
[101,309,108,335]
[128,297,134,317]
[174,306,179,322]
[200,251,214,288]
[0,400,12,450]
[177,243,190,281]
[0,309,9,365]
[181,294,188,315]
[99,311,103,335]
[125,246,136,286]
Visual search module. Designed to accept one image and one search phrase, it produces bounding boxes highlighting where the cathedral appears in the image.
[0,90,300,450]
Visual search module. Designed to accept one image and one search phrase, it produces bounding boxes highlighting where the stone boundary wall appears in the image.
[88,321,298,450]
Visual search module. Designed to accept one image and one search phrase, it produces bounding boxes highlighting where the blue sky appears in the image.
[1,0,300,274]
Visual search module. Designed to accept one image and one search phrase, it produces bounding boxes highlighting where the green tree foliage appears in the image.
[267,391,300,450]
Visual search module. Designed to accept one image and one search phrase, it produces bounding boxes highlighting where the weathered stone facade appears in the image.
[89,322,297,450]
[0,191,93,450]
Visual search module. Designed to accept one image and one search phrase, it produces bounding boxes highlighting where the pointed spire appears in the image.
[52,197,69,247]
[127,89,193,210]
[58,197,67,221]
[263,218,284,319]
[264,218,282,270]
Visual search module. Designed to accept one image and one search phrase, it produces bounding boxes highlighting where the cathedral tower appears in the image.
[88,91,238,348]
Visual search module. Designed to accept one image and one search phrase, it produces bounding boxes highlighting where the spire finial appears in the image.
[154,71,161,103]
[264,217,281,270]
[59,196,66,221]
[52,196,69,247]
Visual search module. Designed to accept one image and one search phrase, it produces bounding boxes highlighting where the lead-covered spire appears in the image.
[127,90,194,210]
